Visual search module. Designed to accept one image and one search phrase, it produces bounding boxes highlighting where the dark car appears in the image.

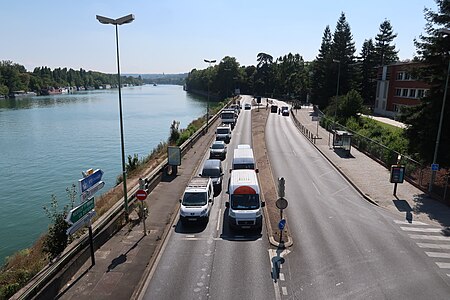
[271,105,278,113]
[281,106,289,116]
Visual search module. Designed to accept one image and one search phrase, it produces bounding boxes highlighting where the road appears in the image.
[139,95,277,299]
[266,100,450,299]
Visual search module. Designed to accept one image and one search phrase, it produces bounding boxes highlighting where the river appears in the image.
[0,84,207,265]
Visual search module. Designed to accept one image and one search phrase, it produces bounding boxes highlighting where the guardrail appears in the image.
[13,99,235,300]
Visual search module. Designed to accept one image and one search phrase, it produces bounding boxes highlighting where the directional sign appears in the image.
[79,169,104,194]
[136,189,148,201]
[431,163,439,171]
[81,181,105,202]
[66,210,96,235]
[278,219,286,230]
[66,197,95,225]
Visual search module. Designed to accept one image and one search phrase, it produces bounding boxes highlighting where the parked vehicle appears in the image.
[179,177,214,224]
[232,147,257,171]
[210,140,227,160]
[226,169,264,230]
[216,124,232,143]
[221,108,237,129]
[200,159,224,196]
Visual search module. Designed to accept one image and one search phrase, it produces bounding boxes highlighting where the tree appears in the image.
[255,52,274,96]
[359,39,378,106]
[399,0,450,166]
[325,89,364,125]
[374,20,399,66]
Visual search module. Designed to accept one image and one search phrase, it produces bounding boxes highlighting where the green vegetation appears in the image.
[0,60,143,97]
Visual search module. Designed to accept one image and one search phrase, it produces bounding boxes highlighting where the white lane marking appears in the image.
[436,262,450,268]
[409,234,450,241]
[394,220,430,226]
[312,181,321,195]
[216,208,222,232]
[279,273,285,281]
[282,287,288,296]
[417,243,450,250]
[426,252,450,259]
[178,237,263,241]
[186,235,195,238]
[318,170,334,178]
[400,227,442,233]
[331,186,348,196]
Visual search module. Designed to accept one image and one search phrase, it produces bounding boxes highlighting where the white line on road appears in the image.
[282,287,288,296]
[426,252,450,258]
[217,208,222,232]
[416,243,450,250]
[409,234,450,241]
[312,181,321,195]
[401,227,442,233]
[436,262,450,269]
[394,220,430,226]
[279,273,285,281]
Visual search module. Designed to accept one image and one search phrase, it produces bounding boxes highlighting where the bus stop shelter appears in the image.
[333,130,353,156]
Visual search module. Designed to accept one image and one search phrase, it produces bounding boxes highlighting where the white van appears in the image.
[232,148,256,170]
[179,177,214,224]
[226,170,264,230]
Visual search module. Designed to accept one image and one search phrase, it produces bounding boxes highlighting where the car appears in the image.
[244,103,251,110]
[281,106,289,116]
[215,124,232,143]
[271,105,278,113]
[210,141,227,160]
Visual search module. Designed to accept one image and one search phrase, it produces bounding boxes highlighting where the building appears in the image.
[374,62,430,118]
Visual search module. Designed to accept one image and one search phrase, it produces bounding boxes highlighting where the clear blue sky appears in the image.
[0,0,437,74]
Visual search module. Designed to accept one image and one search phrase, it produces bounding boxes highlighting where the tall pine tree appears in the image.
[375,20,399,66]
[359,39,378,106]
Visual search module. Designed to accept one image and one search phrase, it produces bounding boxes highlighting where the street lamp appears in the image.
[204,59,216,132]
[96,14,135,217]
[429,28,450,192]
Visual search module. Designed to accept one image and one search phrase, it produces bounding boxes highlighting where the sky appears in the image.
[0,0,438,74]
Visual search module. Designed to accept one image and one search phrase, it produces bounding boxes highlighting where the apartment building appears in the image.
[374,62,430,118]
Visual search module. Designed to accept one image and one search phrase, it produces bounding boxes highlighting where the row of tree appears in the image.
[0,61,144,97]
[185,0,449,168]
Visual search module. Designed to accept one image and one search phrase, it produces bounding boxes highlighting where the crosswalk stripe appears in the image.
[417,243,450,250]
[282,287,288,296]
[401,227,442,233]
[435,262,450,268]
[394,220,429,225]
[409,234,450,241]
[425,252,450,258]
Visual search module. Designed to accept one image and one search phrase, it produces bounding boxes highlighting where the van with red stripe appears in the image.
[225,169,265,231]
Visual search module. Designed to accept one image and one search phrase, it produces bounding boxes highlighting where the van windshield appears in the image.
[182,192,207,206]
[221,112,234,119]
[233,163,255,170]
[202,168,220,177]
[230,194,260,210]
[217,128,230,134]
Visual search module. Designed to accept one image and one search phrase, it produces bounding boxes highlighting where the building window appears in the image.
[402,89,408,97]
[404,72,411,80]
[409,89,416,98]
[397,72,404,80]
[417,89,425,98]
[393,104,399,112]
[395,88,401,96]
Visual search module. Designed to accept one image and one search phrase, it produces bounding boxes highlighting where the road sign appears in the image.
[81,181,105,202]
[168,146,181,166]
[66,210,96,235]
[66,197,95,225]
[431,163,439,171]
[390,165,405,183]
[278,219,286,230]
[136,189,148,201]
[276,197,288,210]
[79,169,104,193]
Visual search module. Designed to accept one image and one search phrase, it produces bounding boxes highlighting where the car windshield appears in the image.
[211,143,225,149]
[221,112,234,119]
[182,192,207,206]
[202,169,220,177]
[230,194,260,210]
[217,129,229,134]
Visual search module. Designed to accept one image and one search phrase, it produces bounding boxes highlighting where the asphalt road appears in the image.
[139,95,277,299]
[265,100,450,299]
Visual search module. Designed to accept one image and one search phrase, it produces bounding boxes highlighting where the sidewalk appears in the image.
[292,105,450,228]
[55,120,218,300]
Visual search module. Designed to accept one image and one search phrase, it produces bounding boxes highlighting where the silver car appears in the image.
[209,141,227,160]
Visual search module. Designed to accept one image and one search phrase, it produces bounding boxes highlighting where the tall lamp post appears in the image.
[96,14,135,217]
[429,28,450,192]
[204,59,216,132]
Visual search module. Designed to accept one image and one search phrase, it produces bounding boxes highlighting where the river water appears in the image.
[0,85,207,265]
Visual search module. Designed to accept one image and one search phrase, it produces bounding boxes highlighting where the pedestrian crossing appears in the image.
[395,220,450,276]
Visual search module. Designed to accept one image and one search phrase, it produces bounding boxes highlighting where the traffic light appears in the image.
[278,177,285,198]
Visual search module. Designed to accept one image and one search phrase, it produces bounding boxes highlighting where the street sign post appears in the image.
[278,219,286,230]
[136,189,148,201]
[432,163,439,171]
[81,181,105,202]
[390,165,406,196]
[79,169,104,194]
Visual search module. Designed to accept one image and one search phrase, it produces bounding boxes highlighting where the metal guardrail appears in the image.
[14,99,235,300]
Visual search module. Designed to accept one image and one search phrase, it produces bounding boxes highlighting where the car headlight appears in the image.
[255,208,262,218]
[229,209,236,218]
[201,208,208,216]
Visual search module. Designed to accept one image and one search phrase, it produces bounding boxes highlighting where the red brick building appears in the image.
[374,62,430,118]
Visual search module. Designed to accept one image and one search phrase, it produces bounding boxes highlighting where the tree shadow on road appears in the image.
[411,193,450,229]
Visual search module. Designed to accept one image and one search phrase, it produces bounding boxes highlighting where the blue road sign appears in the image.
[79,169,104,193]
[431,163,439,171]
[278,219,286,230]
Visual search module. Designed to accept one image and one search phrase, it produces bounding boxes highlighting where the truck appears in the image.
[225,169,264,231]
[215,124,232,143]
[179,177,214,224]
[221,108,237,129]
